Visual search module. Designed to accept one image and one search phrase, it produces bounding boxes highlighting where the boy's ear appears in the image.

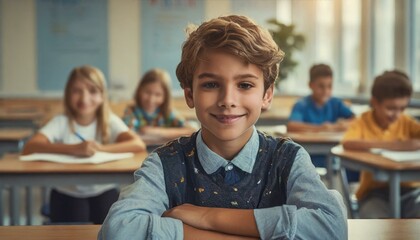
[370,98,378,109]
[308,81,314,90]
[184,88,195,108]
[262,85,274,111]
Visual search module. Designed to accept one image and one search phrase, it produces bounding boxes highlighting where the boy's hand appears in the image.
[163,204,211,230]
[401,139,420,151]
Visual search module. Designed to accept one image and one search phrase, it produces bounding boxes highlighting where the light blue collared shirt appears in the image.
[99,128,347,239]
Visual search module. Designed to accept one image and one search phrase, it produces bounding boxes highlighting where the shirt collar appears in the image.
[196,127,259,175]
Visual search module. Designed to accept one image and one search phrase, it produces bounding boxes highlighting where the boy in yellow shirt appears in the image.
[342,70,420,218]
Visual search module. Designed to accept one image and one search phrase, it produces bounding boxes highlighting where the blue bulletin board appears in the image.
[231,0,276,28]
[140,0,205,93]
[37,0,109,91]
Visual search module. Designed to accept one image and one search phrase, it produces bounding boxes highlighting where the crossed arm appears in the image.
[163,204,259,239]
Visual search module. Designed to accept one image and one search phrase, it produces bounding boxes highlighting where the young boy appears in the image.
[99,15,347,239]
[342,70,420,218]
[287,64,354,133]
[287,64,355,172]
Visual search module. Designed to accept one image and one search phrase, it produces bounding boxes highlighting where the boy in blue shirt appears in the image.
[288,64,355,174]
[288,64,354,133]
[99,15,347,239]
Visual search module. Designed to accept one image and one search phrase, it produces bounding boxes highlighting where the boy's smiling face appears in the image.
[184,50,273,158]
[371,96,410,129]
[309,76,332,106]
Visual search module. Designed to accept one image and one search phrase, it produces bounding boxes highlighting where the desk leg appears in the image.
[26,186,33,225]
[0,186,3,226]
[389,173,401,218]
[10,187,20,225]
[326,154,339,189]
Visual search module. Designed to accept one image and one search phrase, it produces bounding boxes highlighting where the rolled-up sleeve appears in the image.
[254,148,347,239]
[98,152,184,240]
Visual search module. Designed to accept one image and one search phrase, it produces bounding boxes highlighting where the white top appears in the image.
[40,113,129,198]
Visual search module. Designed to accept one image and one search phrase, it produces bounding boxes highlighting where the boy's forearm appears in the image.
[165,204,259,237]
[207,208,259,237]
[183,223,259,240]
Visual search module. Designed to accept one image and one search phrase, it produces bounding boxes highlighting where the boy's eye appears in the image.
[238,82,253,89]
[202,82,218,89]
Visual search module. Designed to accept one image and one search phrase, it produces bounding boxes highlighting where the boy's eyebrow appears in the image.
[197,73,259,80]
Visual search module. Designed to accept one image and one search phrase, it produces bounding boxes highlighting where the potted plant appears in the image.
[267,19,305,89]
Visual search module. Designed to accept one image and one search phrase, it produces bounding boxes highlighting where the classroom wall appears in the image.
[0,0,236,100]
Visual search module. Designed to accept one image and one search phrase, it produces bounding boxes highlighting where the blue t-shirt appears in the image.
[288,96,354,124]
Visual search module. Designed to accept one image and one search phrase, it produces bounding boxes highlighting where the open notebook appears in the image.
[370,148,420,162]
[19,152,135,164]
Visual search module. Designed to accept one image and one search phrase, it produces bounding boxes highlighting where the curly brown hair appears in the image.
[176,15,284,91]
[371,70,412,102]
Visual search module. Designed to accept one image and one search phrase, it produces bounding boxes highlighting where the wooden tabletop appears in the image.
[0,225,100,240]
[258,125,344,143]
[331,145,420,171]
[348,219,420,240]
[285,131,343,143]
[0,219,419,239]
[0,128,33,141]
[0,107,45,120]
[0,152,148,173]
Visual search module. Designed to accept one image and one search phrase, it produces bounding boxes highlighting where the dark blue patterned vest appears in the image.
[155,131,300,209]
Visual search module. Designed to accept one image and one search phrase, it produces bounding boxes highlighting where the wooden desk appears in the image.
[347,219,420,240]
[0,108,45,129]
[0,219,419,239]
[0,225,100,240]
[0,152,148,226]
[331,146,420,218]
[0,128,33,155]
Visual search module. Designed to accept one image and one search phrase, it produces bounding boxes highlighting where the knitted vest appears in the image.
[156,131,300,209]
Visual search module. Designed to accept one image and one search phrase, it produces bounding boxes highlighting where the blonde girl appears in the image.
[122,68,195,146]
[22,65,145,224]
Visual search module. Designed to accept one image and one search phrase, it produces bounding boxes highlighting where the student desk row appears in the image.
[0,128,33,156]
[259,126,420,219]
[0,108,45,129]
[332,146,420,218]
[0,152,148,226]
[0,219,419,239]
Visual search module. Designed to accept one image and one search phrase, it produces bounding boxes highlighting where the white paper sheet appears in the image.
[370,148,420,162]
[19,152,134,164]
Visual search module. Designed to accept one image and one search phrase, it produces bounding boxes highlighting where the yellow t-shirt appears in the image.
[342,110,420,200]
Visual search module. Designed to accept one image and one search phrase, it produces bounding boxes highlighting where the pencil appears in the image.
[75,132,86,142]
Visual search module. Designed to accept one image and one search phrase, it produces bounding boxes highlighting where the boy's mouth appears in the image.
[211,114,245,124]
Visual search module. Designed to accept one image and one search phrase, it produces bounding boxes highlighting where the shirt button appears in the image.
[225,164,233,171]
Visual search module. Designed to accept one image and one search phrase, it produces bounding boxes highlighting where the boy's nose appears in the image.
[217,86,237,109]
